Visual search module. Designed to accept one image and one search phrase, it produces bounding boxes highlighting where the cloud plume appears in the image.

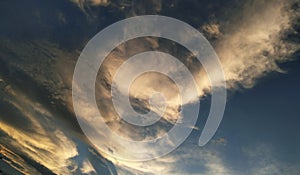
[89,0,300,174]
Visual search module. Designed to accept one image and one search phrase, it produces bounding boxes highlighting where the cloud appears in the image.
[88,1,300,174]
[210,138,227,146]
[0,86,78,174]
[213,0,299,89]
[0,145,41,175]
[80,159,96,174]
[112,141,235,175]
[243,143,300,175]
[201,23,221,40]
[0,0,299,175]
[93,0,300,131]
[70,0,109,9]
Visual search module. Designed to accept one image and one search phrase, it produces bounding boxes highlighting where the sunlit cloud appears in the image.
[213,0,299,89]
[70,0,109,8]
[86,1,299,174]
[0,0,299,174]
[80,159,96,174]
[0,145,41,175]
[0,81,78,174]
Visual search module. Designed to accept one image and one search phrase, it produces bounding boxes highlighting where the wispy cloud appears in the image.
[0,82,78,174]
[243,143,300,175]
[70,0,109,10]
[89,1,299,174]
[213,0,299,89]
[0,0,299,174]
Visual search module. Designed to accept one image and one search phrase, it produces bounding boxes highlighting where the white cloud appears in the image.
[213,0,299,89]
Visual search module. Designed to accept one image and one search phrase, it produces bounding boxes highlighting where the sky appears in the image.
[0,0,300,175]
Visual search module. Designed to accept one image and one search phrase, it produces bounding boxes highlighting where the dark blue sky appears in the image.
[214,57,300,174]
